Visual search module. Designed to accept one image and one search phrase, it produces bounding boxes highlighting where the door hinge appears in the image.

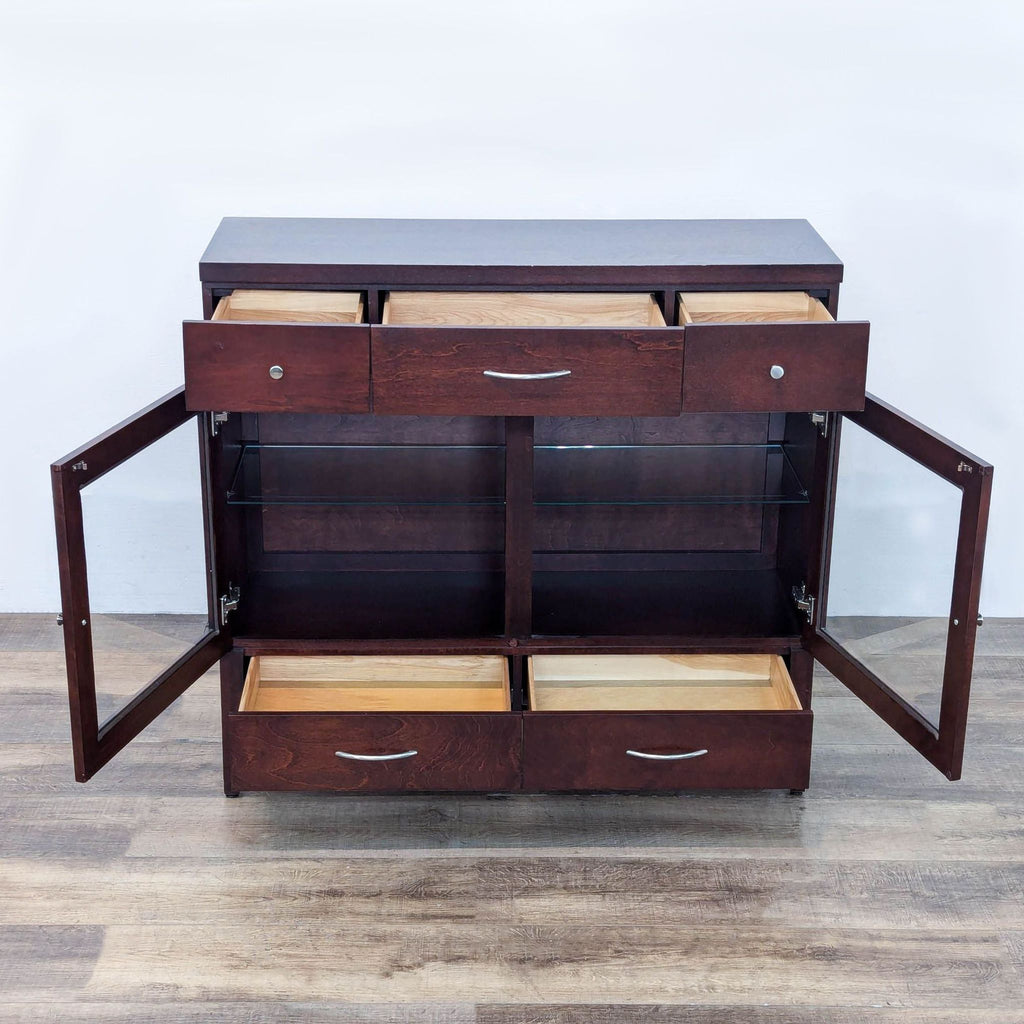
[210,411,230,436]
[219,584,240,626]
[809,412,828,437]
[957,460,974,474]
[792,582,816,625]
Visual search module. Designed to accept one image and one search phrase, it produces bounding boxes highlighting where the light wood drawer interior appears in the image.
[677,291,833,325]
[240,655,510,713]
[383,291,666,327]
[213,290,365,324]
[527,653,801,711]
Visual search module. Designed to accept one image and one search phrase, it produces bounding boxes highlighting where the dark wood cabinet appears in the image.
[51,219,993,793]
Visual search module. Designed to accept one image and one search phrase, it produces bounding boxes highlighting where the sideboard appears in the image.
[51,218,992,794]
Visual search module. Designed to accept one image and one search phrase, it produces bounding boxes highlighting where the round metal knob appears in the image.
[269,365,284,380]
[769,364,785,380]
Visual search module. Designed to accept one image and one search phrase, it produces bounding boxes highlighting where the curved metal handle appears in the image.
[626,748,708,761]
[335,749,418,762]
[483,369,571,381]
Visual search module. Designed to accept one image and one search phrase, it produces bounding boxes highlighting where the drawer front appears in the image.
[523,710,812,791]
[371,327,685,415]
[682,322,869,412]
[183,321,370,413]
[227,712,520,792]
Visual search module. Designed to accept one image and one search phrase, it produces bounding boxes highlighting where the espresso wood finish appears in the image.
[227,712,521,792]
[522,710,812,791]
[371,326,685,415]
[50,388,228,782]
[681,322,870,412]
[183,321,370,413]
[812,395,993,780]
[52,218,992,795]
[200,217,845,287]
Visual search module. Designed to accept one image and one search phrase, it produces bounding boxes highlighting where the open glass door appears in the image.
[810,395,992,779]
[51,387,228,781]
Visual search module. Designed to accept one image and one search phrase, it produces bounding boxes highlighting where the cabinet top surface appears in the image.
[199,218,843,286]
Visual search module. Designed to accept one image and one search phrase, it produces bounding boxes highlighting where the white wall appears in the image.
[1,0,1021,614]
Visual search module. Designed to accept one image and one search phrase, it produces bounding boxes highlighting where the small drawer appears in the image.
[372,292,684,415]
[183,290,370,413]
[227,655,519,792]
[523,653,812,791]
[678,291,869,413]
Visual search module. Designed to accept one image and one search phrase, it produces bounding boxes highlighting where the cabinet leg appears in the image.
[225,790,240,798]
[788,788,805,796]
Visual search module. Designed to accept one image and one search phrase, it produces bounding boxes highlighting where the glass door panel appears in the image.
[812,396,992,779]
[52,389,227,781]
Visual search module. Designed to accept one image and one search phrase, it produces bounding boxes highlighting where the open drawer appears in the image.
[678,291,869,413]
[523,653,812,791]
[183,290,370,413]
[372,291,684,415]
[226,655,520,792]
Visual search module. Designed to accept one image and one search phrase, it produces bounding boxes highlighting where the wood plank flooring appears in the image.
[1,613,1022,1021]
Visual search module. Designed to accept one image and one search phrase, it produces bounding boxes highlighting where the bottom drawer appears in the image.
[228,712,521,792]
[227,654,519,792]
[523,653,812,791]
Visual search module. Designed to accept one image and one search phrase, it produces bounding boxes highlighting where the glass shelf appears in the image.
[227,444,505,506]
[534,444,809,505]
[226,443,809,507]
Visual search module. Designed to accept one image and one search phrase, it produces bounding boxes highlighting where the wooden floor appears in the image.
[1,613,1023,1022]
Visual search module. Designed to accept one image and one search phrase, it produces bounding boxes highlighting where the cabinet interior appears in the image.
[239,655,511,712]
[382,291,666,327]
[528,653,801,711]
[225,410,815,641]
[212,289,365,324]
[677,291,833,325]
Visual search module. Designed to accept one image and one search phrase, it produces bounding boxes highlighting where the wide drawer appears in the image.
[372,291,684,415]
[228,654,519,792]
[183,290,370,413]
[523,653,812,791]
[678,291,868,412]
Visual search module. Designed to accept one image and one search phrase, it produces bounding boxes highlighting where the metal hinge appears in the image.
[71,460,88,472]
[809,412,828,437]
[957,461,974,474]
[219,584,240,625]
[210,411,230,436]
[792,582,816,625]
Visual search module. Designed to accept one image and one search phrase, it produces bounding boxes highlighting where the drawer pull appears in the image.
[626,748,708,761]
[335,749,418,762]
[769,364,785,380]
[482,369,571,381]
[269,365,285,380]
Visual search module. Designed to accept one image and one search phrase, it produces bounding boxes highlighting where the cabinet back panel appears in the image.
[262,506,504,553]
[535,413,769,445]
[258,413,504,445]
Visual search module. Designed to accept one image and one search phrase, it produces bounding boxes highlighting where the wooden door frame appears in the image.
[52,387,229,781]
[810,394,992,779]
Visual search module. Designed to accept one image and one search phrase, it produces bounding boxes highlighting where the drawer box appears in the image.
[372,292,684,415]
[523,653,812,791]
[183,290,370,413]
[228,655,519,792]
[678,291,868,413]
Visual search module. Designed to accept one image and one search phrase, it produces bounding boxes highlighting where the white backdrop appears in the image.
[1,0,1021,614]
